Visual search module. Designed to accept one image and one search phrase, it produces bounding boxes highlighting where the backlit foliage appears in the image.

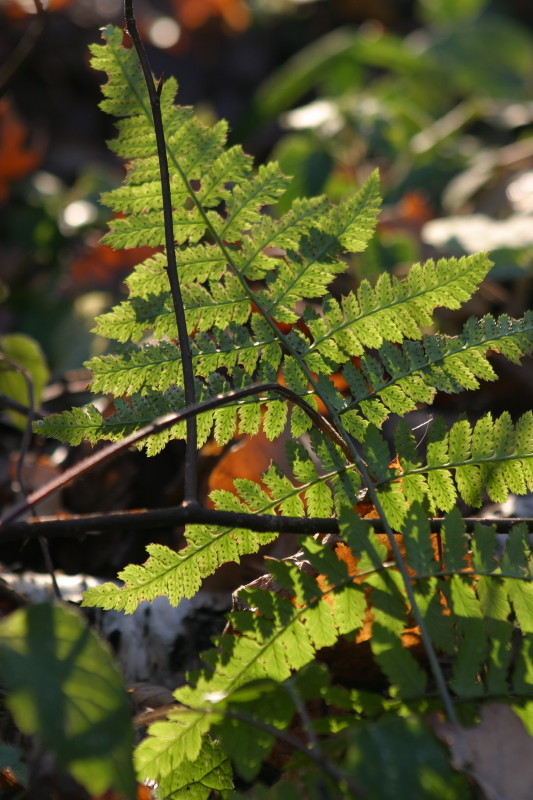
[35,26,533,798]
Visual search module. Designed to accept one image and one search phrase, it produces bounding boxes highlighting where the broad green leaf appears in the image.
[0,333,49,431]
[0,603,135,799]
[346,715,470,800]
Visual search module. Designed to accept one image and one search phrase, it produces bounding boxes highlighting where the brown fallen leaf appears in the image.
[433,703,533,800]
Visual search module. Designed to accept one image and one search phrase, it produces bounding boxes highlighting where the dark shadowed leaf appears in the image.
[0,603,135,799]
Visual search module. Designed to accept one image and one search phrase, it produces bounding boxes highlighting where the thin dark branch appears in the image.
[0,392,44,420]
[0,506,336,540]
[0,0,47,94]
[1,509,531,541]
[1,381,347,527]
[124,0,198,504]
[284,680,335,800]
[0,357,61,598]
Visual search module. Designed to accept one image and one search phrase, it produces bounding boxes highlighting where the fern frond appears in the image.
[231,194,333,280]
[35,388,189,453]
[136,737,233,800]
[94,277,252,344]
[133,549,368,777]
[217,162,290,240]
[125,248,230,296]
[374,410,533,514]
[82,523,278,613]
[403,510,533,698]
[341,312,533,431]
[89,26,150,118]
[44,29,511,461]
[259,172,381,321]
[302,253,492,371]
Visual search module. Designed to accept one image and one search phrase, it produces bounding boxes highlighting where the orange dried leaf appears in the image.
[0,98,42,201]
[69,239,158,289]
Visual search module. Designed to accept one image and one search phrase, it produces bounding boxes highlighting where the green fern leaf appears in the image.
[262,171,381,319]
[262,400,288,442]
[83,450,358,613]
[413,578,455,654]
[133,711,210,784]
[262,464,305,517]
[213,405,238,446]
[341,313,533,430]
[36,388,190,454]
[89,342,183,396]
[133,545,369,777]
[219,162,289,240]
[82,513,279,612]
[210,680,295,782]
[370,622,428,699]
[89,26,150,118]
[387,412,533,512]
[425,418,455,512]
[446,576,487,698]
[441,508,469,573]
[477,577,513,695]
[501,524,533,635]
[302,253,492,365]
[392,420,428,506]
[402,502,437,576]
[30,24,533,796]
[140,737,233,800]
[471,522,498,574]
[237,400,263,436]
[501,522,533,578]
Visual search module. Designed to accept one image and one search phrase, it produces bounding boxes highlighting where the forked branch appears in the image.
[1,381,349,527]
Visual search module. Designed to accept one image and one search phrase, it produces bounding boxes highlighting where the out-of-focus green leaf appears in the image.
[271,134,332,214]
[428,16,533,98]
[417,0,489,26]
[0,603,135,799]
[0,333,49,430]
[254,26,431,121]
[346,715,470,799]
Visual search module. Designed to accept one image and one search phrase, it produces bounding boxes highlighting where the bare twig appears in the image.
[0,392,44,420]
[124,0,198,504]
[284,680,335,800]
[0,506,338,540]
[1,508,530,541]
[1,381,347,527]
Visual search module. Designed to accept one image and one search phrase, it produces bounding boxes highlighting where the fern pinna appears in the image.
[36,24,533,799]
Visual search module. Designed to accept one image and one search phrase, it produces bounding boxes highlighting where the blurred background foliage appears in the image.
[2,0,533,392]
